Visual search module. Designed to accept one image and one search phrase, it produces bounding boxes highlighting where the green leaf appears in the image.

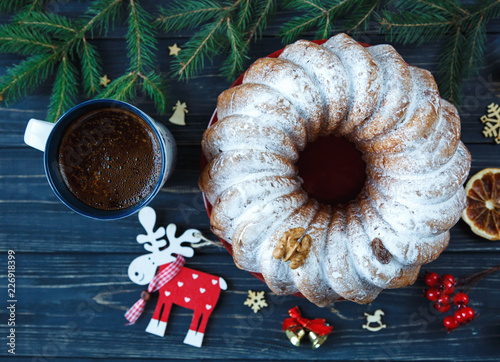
[47,56,79,123]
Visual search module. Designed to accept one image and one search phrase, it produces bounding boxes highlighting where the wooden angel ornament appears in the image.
[125,207,227,347]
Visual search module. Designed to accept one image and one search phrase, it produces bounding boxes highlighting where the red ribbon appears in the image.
[124,255,185,325]
[282,306,333,336]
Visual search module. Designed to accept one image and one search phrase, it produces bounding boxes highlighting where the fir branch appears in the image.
[221,16,246,79]
[0,0,32,14]
[236,0,252,28]
[0,24,58,55]
[140,71,167,114]
[13,11,79,38]
[437,25,465,104]
[99,72,138,101]
[0,53,58,105]
[380,11,454,45]
[77,36,102,96]
[47,55,79,122]
[244,0,276,44]
[126,0,157,72]
[172,16,227,79]
[156,0,227,32]
[82,0,125,36]
[279,0,358,43]
[345,0,379,34]
[463,14,486,76]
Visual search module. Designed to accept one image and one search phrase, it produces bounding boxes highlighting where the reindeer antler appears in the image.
[136,207,166,252]
[165,224,202,258]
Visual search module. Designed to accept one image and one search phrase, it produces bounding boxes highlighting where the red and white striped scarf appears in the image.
[125,254,185,325]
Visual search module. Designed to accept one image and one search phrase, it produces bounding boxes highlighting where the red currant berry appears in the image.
[454,308,469,324]
[462,306,475,321]
[443,316,459,331]
[426,288,441,301]
[441,274,456,285]
[453,292,469,307]
[434,303,451,313]
[442,280,455,295]
[437,294,451,305]
[425,272,440,287]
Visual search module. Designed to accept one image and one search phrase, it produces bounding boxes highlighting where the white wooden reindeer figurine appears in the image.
[127,207,227,347]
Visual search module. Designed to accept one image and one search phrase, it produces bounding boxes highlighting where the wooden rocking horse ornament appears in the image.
[125,207,227,347]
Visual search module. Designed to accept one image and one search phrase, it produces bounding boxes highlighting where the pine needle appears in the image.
[157,0,226,32]
[0,23,58,55]
[99,72,138,102]
[77,36,103,96]
[13,11,79,38]
[438,25,465,104]
[47,56,79,122]
[0,53,58,105]
[221,17,246,79]
[140,71,168,114]
[172,16,226,79]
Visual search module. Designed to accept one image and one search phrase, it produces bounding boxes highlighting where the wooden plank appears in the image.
[0,252,499,360]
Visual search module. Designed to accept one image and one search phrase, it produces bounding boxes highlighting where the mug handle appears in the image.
[24,119,55,152]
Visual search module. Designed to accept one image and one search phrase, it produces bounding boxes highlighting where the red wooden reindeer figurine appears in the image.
[126,207,227,347]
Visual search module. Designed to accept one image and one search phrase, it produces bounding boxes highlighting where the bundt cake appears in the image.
[199,33,472,306]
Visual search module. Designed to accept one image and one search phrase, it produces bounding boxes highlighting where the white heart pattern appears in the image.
[164,291,171,297]
[178,281,184,287]
[212,279,218,285]
[206,304,212,310]
[199,288,206,294]
[185,297,190,303]
[192,273,199,279]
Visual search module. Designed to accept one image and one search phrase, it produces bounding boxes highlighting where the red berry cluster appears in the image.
[424,272,476,332]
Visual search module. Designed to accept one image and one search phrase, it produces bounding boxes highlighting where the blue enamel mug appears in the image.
[24,99,176,220]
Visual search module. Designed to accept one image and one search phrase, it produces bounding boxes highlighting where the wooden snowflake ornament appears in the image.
[125,207,228,348]
[244,290,268,313]
[481,103,500,144]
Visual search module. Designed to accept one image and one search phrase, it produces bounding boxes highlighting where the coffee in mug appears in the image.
[57,108,163,210]
[24,99,176,220]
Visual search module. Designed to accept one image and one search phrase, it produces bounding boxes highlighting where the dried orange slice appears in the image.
[462,168,500,240]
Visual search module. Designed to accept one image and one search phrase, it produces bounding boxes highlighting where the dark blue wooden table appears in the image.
[1,1,500,361]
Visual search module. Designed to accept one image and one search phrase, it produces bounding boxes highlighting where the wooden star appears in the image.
[99,75,111,87]
[168,43,181,56]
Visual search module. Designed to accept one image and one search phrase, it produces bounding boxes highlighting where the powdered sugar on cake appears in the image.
[199,33,471,307]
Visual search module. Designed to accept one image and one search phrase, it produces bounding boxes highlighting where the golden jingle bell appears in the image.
[308,330,328,349]
[285,325,306,347]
